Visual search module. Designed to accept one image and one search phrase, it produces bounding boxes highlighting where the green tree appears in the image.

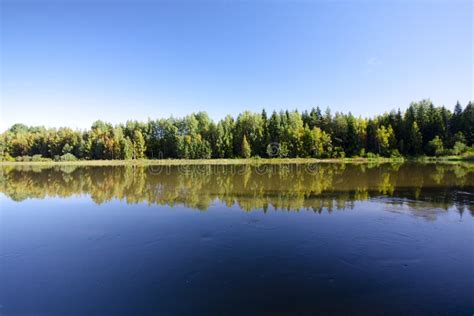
[268,111,281,144]
[234,111,264,157]
[303,126,332,158]
[407,122,423,156]
[461,102,473,145]
[133,130,146,159]
[375,125,396,157]
[241,135,251,158]
[121,137,134,160]
[452,141,467,155]
[345,114,360,156]
[62,143,73,154]
[284,111,304,157]
[215,116,234,158]
[426,136,444,157]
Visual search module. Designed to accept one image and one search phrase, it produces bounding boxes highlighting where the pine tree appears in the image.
[408,122,423,155]
[345,114,359,156]
[261,109,269,156]
[462,102,473,145]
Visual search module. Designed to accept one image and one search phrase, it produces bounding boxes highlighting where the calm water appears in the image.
[1,162,473,315]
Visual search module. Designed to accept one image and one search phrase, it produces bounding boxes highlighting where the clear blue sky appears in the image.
[1,0,472,130]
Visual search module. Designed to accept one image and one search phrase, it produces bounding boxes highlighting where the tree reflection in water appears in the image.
[1,162,473,217]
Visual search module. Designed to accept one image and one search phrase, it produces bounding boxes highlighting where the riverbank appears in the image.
[0,157,399,166]
[0,155,472,166]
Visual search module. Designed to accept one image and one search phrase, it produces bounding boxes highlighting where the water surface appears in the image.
[1,162,473,315]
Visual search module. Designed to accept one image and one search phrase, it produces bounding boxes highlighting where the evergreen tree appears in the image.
[461,102,473,145]
[407,122,423,156]
[345,114,359,156]
[268,111,281,143]
[260,109,270,156]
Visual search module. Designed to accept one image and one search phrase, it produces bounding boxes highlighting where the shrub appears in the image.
[452,141,467,155]
[366,152,379,159]
[31,154,43,162]
[1,153,15,162]
[59,153,78,161]
[390,149,403,158]
[332,147,345,158]
[426,136,444,157]
[15,155,32,162]
[28,154,53,162]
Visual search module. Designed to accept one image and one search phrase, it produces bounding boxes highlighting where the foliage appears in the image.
[375,125,396,157]
[426,136,445,157]
[133,130,146,159]
[2,100,473,160]
[59,153,78,161]
[452,141,467,155]
[241,135,252,158]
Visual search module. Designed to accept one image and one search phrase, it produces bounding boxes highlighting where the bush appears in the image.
[332,147,345,158]
[31,154,43,162]
[426,136,444,157]
[15,155,32,162]
[390,149,403,158]
[1,153,15,162]
[366,152,379,159]
[452,141,467,155]
[13,155,53,162]
[59,153,78,161]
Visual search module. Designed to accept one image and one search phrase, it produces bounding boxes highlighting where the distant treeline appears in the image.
[1,99,473,161]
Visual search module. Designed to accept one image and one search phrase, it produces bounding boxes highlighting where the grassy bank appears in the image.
[2,155,474,167]
[414,154,474,162]
[0,157,409,166]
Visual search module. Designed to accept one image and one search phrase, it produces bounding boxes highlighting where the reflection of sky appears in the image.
[2,195,473,314]
[1,191,471,222]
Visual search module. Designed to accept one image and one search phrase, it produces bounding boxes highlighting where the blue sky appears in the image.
[1,0,472,130]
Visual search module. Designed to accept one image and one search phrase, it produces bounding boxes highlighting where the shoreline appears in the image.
[0,156,472,166]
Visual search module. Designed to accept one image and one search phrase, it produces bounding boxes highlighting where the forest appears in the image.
[1,99,473,161]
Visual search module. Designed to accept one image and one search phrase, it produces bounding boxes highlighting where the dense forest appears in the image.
[1,99,473,161]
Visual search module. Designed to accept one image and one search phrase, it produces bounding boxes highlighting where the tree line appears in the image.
[1,99,472,161]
